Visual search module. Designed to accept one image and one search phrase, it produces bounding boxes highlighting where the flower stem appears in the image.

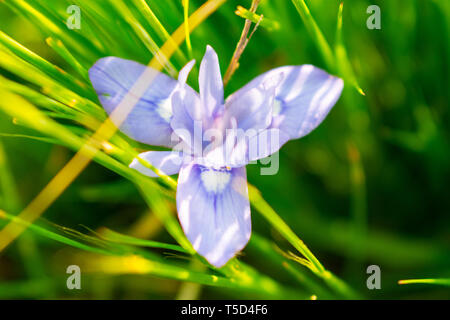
[223,0,262,86]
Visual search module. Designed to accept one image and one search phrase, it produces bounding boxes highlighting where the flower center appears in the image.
[200,168,231,193]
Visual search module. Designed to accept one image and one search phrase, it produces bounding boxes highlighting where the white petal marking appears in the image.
[157,97,173,123]
[284,65,314,102]
[298,76,334,135]
[193,235,203,250]
[200,169,231,193]
[272,98,283,116]
[179,196,192,232]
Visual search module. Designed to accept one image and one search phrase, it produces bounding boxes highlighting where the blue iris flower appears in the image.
[89,45,343,267]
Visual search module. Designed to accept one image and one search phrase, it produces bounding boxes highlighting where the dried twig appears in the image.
[223,0,262,87]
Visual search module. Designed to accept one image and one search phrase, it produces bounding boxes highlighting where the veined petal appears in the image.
[227,65,343,144]
[246,128,290,162]
[170,87,203,156]
[177,164,251,267]
[224,128,290,167]
[218,75,278,167]
[169,59,205,155]
[199,45,224,119]
[224,84,276,133]
[129,151,185,177]
[89,57,179,147]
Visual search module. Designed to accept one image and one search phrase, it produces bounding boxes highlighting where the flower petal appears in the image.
[199,45,224,119]
[89,57,179,147]
[177,163,251,267]
[246,128,290,162]
[223,128,290,167]
[129,151,184,177]
[168,59,205,155]
[209,77,278,168]
[178,59,196,86]
[170,86,203,156]
[227,65,343,144]
[224,83,276,133]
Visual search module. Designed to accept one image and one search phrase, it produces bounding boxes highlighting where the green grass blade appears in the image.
[398,278,450,287]
[335,2,365,95]
[0,140,21,212]
[99,228,187,253]
[248,184,360,299]
[0,49,103,118]
[46,37,89,81]
[0,31,93,98]
[6,0,102,59]
[182,0,193,58]
[249,184,324,273]
[291,0,335,70]
[131,0,186,62]
[108,0,177,76]
[0,133,60,145]
[0,210,113,255]
[235,5,280,31]
[0,76,75,116]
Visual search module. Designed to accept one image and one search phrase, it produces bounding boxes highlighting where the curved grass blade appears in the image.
[291,0,335,70]
[130,0,187,63]
[46,37,89,81]
[108,0,177,77]
[0,210,113,256]
[182,0,193,58]
[6,0,103,59]
[398,278,450,287]
[0,50,104,119]
[0,31,94,99]
[248,184,360,299]
[98,227,187,253]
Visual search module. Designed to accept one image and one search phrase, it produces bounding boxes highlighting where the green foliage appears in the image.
[0,0,448,299]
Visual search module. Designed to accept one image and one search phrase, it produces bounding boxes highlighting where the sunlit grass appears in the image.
[398,279,450,287]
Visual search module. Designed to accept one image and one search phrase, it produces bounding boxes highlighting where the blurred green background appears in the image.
[0,0,449,299]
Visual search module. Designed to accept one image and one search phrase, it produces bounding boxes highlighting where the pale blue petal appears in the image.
[223,83,275,133]
[89,57,179,147]
[178,59,196,86]
[177,164,251,267]
[246,128,291,162]
[227,65,343,144]
[199,45,224,119]
[215,80,277,167]
[129,151,185,177]
[168,59,205,155]
[222,128,290,167]
[170,87,203,156]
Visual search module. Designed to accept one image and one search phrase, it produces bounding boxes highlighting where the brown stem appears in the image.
[223,0,262,87]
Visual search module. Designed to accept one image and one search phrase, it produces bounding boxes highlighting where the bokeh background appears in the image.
[0,0,449,299]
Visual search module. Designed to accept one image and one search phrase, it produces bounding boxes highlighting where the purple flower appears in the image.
[89,45,343,267]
